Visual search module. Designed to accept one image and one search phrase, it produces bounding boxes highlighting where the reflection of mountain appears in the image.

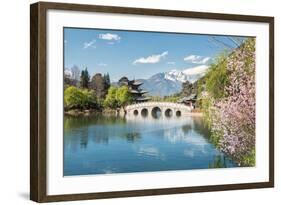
[138,66,208,96]
[162,116,210,144]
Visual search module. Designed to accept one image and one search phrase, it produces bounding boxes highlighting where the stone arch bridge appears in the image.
[125,102,192,118]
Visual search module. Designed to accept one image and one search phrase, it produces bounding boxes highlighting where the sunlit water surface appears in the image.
[64,114,237,176]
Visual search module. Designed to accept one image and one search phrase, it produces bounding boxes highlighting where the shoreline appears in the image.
[64,108,116,117]
[64,108,203,117]
[185,112,203,117]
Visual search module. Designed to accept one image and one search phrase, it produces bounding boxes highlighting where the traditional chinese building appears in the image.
[178,93,197,108]
[118,77,150,103]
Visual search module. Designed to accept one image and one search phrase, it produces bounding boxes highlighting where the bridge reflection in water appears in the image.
[125,102,192,119]
[64,105,238,176]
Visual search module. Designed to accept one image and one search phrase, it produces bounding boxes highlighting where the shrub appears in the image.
[104,86,133,109]
[103,86,118,109]
[116,86,133,108]
[64,86,97,110]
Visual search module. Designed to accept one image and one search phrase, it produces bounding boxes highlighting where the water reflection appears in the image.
[64,114,237,176]
[209,155,228,168]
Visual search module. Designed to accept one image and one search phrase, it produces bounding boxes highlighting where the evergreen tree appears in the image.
[104,73,111,90]
[79,70,84,88]
[80,68,90,88]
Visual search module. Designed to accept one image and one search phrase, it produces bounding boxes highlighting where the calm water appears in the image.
[64,114,237,176]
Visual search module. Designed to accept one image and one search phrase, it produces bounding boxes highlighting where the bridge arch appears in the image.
[125,102,192,118]
[133,109,139,116]
[151,107,162,119]
[165,108,173,117]
[141,108,148,117]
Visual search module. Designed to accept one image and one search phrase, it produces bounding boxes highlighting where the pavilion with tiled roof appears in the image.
[118,77,150,103]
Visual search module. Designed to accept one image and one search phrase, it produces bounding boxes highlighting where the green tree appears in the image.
[196,55,229,127]
[116,86,133,108]
[90,73,106,99]
[80,68,90,88]
[150,96,162,102]
[103,86,118,109]
[204,55,229,99]
[163,95,181,103]
[181,81,193,97]
[64,86,97,110]
[103,72,111,90]
[64,86,84,109]
[81,89,97,108]
[103,86,133,109]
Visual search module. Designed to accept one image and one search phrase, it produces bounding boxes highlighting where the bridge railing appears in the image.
[125,102,192,110]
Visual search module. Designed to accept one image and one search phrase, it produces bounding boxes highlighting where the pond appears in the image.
[64,114,237,176]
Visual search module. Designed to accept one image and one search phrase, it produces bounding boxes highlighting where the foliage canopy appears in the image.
[64,86,97,110]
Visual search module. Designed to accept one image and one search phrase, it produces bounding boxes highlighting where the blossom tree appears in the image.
[211,39,256,166]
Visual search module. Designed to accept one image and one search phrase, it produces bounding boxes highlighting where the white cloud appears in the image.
[167,61,175,65]
[184,55,210,64]
[133,51,168,65]
[64,40,67,44]
[99,33,121,41]
[98,63,107,67]
[83,39,96,49]
[182,65,209,75]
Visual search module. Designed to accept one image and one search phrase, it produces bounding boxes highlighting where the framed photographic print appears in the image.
[30,1,274,202]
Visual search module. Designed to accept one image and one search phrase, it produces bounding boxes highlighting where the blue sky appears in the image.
[64,27,245,82]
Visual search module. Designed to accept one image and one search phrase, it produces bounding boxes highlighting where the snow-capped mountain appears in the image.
[139,73,182,96]
[164,69,188,82]
[139,65,208,96]
[164,65,208,83]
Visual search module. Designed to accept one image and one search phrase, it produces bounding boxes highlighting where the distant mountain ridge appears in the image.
[65,65,209,97]
[138,73,182,97]
[164,65,208,83]
[138,65,209,96]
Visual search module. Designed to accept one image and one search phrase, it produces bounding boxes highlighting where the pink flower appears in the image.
[210,39,256,164]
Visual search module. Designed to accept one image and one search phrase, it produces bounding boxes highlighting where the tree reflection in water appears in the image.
[64,114,237,176]
[209,155,227,168]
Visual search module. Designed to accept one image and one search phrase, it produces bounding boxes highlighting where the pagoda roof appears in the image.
[130,80,143,86]
[177,94,197,103]
[130,89,148,94]
[136,97,150,101]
